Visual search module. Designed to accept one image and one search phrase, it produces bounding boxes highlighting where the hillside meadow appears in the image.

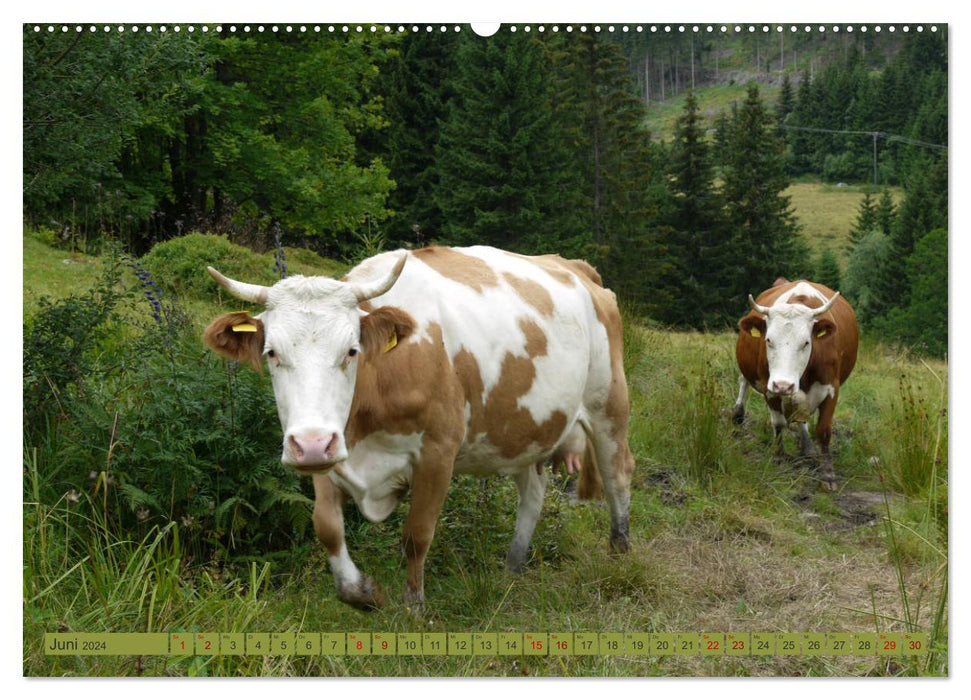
[22,223,947,677]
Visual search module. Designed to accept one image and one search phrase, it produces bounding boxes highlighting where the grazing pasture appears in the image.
[22,231,947,677]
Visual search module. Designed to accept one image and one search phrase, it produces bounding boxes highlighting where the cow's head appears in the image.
[202,253,411,474]
[739,291,839,397]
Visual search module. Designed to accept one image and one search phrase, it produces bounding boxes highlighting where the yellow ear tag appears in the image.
[816,329,828,338]
[750,328,762,338]
[232,323,258,333]
[383,330,398,354]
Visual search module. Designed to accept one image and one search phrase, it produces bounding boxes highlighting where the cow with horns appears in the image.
[203,246,634,610]
[732,279,859,490]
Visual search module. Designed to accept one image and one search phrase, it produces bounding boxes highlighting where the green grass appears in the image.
[643,82,780,142]
[786,182,904,261]
[23,232,948,677]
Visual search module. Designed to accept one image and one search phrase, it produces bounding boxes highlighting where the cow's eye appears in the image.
[266,349,277,359]
[348,348,359,358]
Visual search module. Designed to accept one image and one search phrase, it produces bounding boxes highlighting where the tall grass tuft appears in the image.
[877,360,948,676]
[888,373,945,497]
[683,360,724,486]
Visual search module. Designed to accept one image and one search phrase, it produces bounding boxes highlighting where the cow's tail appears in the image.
[575,419,603,500]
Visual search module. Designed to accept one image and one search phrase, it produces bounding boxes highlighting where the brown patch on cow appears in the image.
[510,253,578,287]
[503,272,555,317]
[571,274,634,495]
[519,318,548,358]
[359,306,416,358]
[347,322,464,447]
[454,339,568,460]
[203,312,265,372]
[772,277,790,287]
[560,257,604,287]
[413,247,500,293]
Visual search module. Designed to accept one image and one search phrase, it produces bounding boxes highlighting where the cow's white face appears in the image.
[203,254,408,474]
[762,304,816,397]
[261,280,363,472]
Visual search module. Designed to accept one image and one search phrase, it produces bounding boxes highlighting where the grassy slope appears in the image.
[23,229,947,677]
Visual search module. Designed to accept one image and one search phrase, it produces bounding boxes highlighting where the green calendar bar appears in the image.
[423,633,448,656]
[449,633,473,655]
[397,633,422,655]
[700,632,724,656]
[44,631,930,657]
[44,633,169,656]
[726,632,750,656]
[523,632,548,656]
[625,632,650,655]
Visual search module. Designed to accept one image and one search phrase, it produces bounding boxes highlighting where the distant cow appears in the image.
[203,246,634,610]
[732,279,859,490]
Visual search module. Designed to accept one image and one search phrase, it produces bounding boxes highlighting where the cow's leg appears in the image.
[767,397,788,458]
[797,422,816,457]
[506,465,549,573]
[814,391,840,491]
[312,474,384,610]
[732,374,749,424]
[582,416,634,554]
[401,447,454,612]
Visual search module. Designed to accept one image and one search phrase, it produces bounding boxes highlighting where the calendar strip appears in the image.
[44,631,929,657]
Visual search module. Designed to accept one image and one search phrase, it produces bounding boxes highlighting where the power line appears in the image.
[780,125,947,186]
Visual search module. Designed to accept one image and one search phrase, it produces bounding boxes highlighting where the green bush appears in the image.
[24,262,315,563]
[140,233,280,299]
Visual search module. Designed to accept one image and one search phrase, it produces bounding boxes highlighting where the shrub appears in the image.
[140,233,279,299]
[23,253,125,435]
[25,261,315,563]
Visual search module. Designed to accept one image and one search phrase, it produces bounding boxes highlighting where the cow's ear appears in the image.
[360,306,416,358]
[813,318,836,341]
[739,314,767,340]
[203,312,265,372]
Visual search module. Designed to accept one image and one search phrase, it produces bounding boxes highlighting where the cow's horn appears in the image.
[813,291,840,317]
[207,267,269,305]
[352,252,407,302]
[748,294,771,315]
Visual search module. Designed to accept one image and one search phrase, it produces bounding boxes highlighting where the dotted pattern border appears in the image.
[28,24,941,36]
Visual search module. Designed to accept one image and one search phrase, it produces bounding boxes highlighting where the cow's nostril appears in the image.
[289,435,305,459]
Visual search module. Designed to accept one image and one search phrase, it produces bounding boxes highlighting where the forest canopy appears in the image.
[22,25,948,353]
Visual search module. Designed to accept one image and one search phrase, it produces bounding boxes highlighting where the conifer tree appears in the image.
[876,189,897,235]
[382,32,458,246]
[813,246,842,291]
[848,191,878,249]
[775,72,795,135]
[433,32,581,255]
[665,91,729,326]
[546,31,671,310]
[718,85,808,305]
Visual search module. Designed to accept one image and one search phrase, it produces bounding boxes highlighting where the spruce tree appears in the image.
[546,31,670,309]
[775,72,795,135]
[813,246,842,291]
[848,191,878,249]
[876,189,897,235]
[719,85,808,306]
[382,32,458,246]
[433,32,580,255]
[666,90,729,326]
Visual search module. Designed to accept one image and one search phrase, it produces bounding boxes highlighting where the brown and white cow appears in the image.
[203,246,634,610]
[732,279,859,490]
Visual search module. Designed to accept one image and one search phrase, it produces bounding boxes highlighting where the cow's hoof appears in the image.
[403,587,425,616]
[338,576,385,611]
[610,534,631,554]
[731,406,745,425]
